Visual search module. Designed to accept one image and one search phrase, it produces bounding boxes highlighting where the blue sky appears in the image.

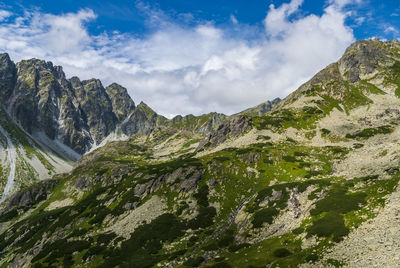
[6,0,400,39]
[0,0,399,116]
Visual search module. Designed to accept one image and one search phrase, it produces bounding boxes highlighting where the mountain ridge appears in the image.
[0,54,278,155]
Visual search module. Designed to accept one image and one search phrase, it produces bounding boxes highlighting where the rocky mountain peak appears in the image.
[278,39,400,111]
[0,53,17,103]
[238,97,281,116]
[338,39,400,83]
[105,83,136,122]
[69,76,81,87]
[71,78,117,145]
[16,58,64,80]
[136,101,157,117]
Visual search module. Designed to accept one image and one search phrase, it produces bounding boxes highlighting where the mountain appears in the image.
[2,39,399,267]
[0,54,279,201]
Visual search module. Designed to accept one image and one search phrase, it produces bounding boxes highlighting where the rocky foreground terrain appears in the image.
[1,39,400,267]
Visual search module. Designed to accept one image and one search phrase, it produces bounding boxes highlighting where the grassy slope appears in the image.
[1,124,399,267]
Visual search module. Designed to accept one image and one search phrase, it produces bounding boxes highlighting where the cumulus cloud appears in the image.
[0,1,356,117]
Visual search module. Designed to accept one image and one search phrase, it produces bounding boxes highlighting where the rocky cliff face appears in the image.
[105,83,136,122]
[0,55,163,155]
[0,54,16,103]
[168,112,227,133]
[196,115,252,151]
[5,59,92,154]
[70,77,117,146]
[120,102,166,136]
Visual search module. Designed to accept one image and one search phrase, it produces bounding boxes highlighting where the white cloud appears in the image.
[0,10,12,21]
[384,26,399,35]
[0,1,356,117]
[264,0,303,37]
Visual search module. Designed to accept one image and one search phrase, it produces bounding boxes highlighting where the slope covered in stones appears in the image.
[2,39,400,267]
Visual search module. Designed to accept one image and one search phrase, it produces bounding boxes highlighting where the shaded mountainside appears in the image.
[3,39,400,267]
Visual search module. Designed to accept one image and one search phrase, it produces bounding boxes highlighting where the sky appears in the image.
[0,0,399,118]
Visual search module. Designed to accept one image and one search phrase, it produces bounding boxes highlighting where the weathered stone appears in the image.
[166,168,183,184]
[179,172,202,192]
[196,115,252,151]
[245,152,260,165]
[134,183,147,196]
[208,179,217,189]
[124,202,133,210]
[75,177,91,190]
[0,53,17,103]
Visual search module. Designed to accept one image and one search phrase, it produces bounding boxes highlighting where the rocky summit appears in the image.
[1,39,400,267]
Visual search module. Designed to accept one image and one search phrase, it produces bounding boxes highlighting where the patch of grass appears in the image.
[184,256,204,267]
[310,186,366,215]
[100,213,186,268]
[305,254,319,262]
[346,125,393,139]
[188,185,217,229]
[273,248,292,258]
[321,128,331,135]
[32,239,91,264]
[182,138,201,149]
[256,135,271,141]
[214,156,231,162]
[0,208,18,222]
[356,175,379,182]
[353,143,364,149]
[294,151,307,157]
[252,207,279,228]
[307,211,349,242]
[282,155,297,162]
[292,227,304,235]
